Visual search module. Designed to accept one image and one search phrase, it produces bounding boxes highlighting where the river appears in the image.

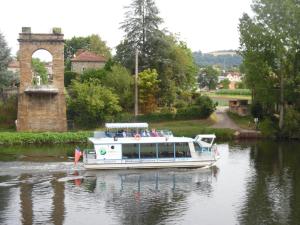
[0,140,300,225]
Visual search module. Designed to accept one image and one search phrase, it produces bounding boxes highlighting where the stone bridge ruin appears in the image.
[17,27,67,131]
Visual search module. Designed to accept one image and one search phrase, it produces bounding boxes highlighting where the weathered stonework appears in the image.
[17,28,67,132]
[71,61,105,74]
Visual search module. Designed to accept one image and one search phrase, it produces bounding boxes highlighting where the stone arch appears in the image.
[31,49,53,85]
[17,27,67,132]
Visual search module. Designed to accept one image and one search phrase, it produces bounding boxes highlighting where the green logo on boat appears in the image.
[100,149,106,155]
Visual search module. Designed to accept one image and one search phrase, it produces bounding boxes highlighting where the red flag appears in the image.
[74,147,82,165]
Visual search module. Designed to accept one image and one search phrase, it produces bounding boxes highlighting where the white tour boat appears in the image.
[83,123,219,170]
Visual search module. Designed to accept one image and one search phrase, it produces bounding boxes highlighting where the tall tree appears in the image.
[198,66,219,90]
[239,0,300,130]
[120,0,162,63]
[0,32,12,88]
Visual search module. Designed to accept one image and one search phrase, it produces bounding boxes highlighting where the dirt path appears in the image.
[211,106,240,130]
[211,106,261,138]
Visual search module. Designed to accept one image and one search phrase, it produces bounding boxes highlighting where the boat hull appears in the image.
[84,159,218,170]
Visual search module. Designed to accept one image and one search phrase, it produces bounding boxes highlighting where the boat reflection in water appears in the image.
[80,167,219,225]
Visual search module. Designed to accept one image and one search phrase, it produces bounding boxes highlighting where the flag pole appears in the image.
[134,49,139,119]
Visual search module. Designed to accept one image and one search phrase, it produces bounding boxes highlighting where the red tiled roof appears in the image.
[8,60,20,68]
[71,51,106,62]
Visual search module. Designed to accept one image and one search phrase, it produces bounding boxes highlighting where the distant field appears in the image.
[202,90,252,106]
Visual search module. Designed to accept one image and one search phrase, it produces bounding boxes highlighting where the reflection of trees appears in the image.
[238,141,300,225]
[0,176,13,224]
[83,169,216,225]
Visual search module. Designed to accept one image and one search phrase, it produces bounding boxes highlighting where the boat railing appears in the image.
[95,130,173,138]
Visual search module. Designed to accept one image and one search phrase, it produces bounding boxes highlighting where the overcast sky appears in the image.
[0,0,253,56]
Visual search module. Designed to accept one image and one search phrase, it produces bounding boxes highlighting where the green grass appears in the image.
[227,111,255,130]
[0,131,92,145]
[150,119,235,140]
[216,89,251,96]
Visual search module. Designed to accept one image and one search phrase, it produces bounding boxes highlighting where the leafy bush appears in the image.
[195,95,216,118]
[281,108,300,139]
[0,131,92,145]
[251,101,263,119]
[0,96,17,129]
[259,118,278,138]
[216,89,251,96]
[67,80,122,128]
[64,71,78,87]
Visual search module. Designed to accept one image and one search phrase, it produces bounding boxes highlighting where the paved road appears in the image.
[211,106,240,130]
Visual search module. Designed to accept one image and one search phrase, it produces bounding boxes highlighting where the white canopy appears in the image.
[105,123,149,129]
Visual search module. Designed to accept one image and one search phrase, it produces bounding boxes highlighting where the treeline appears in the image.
[239,0,300,139]
[193,51,242,69]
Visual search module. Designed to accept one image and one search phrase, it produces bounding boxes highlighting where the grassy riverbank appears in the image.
[0,119,235,145]
[0,131,92,145]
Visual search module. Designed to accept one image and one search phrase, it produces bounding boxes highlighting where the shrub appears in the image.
[216,89,251,96]
[251,101,263,119]
[260,117,278,138]
[195,95,216,118]
[0,96,17,129]
[64,71,78,87]
[281,108,300,139]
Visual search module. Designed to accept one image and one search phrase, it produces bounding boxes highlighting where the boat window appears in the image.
[140,143,156,158]
[122,144,139,159]
[194,142,202,152]
[201,138,213,145]
[158,143,174,158]
[175,143,191,158]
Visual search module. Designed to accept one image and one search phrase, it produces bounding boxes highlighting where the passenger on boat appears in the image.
[122,130,127,137]
[141,130,146,137]
[151,128,159,137]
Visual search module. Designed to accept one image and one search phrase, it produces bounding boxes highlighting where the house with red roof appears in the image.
[71,50,107,73]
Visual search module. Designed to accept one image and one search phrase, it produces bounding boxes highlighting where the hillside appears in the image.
[193,50,243,69]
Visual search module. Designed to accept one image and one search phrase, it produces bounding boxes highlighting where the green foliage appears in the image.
[198,66,219,90]
[0,131,91,145]
[0,70,19,88]
[260,118,278,138]
[80,68,107,83]
[103,64,133,111]
[0,32,12,87]
[281,108,300,139]
[239,0,300,131]
[78,65,133,111]
[116,1,198,106]
[64,71,78,87]
[138,69,160,113]
[193,51,242,69]
[64,35,111,70]
[31,58,48,84]
[251,101,263,119]
[194,95,216,118]
[67,80,122,128]
[216,89,251,96]
[0,96,17,129]
[219,79,230,89]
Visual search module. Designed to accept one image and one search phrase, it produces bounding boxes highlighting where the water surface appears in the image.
[0,141,300,225]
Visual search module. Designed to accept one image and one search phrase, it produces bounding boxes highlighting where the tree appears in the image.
[197,66,219,90]
[120,0,162,58]
[0,32,12,88]
[64,35,111,70]
[67,80,122,128]
[220,79,230,89]
[31,58,48,84]
[138,69,160,113]
[239,0,300,131]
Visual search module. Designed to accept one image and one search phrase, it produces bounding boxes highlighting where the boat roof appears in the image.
[196,134,216,138]
[105,123,149,129]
